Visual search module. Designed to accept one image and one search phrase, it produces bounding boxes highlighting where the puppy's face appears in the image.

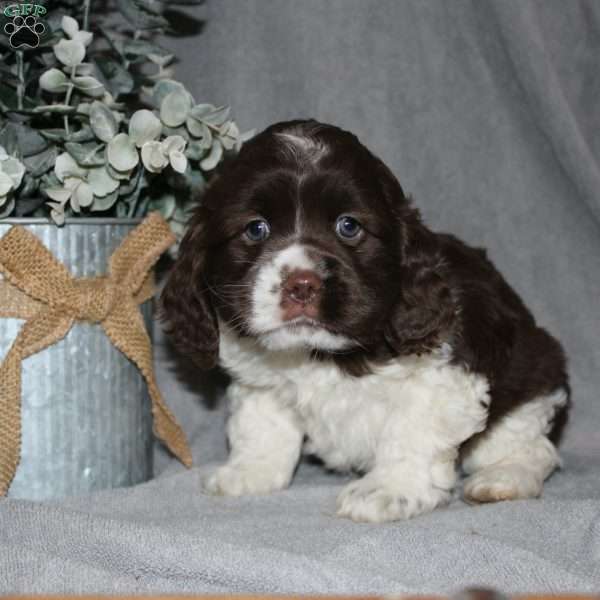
[162,120,449,369]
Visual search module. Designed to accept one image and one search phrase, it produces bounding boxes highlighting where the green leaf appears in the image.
[188,103,215,121]
[202,105,230,126]
[39,68,70,93]
[169,150,187,174]
[91,189,119,211]
[116,200,129,218]
[72,180,94,209]
[186,115,208,139]
[74,62,95,76]
[72,76,105,98]
[106,163,135,181]
[0,66,19,86]
[161,135,186,154]
[160,89,192,127]
[23,146,58,177]
[54,39,86,67]
[55,152,87,182]
[123,40,169,57]
[0,157,25,188]
[14,194,46,217]
[107,133,139,171]
[95,58,134,97]
[1,122,47,157]
[89,101,118,143]
[49,203,66,225]
[140,140,168,172]
[0,172,14,197]
[115,0,169,29]
[87,166,120,197]
[148,53,173,68]
[118,167,142,195]
[62,15,80,38]
[40,128,68,142]
[135,0,165,15]
[40,126,94,143]
[72,31,93,47]
[70,125,96,143]
[129,109,162,147]
[18,173,39,198]
[44,186,72,203]
[199,139,223,171]
[0,123,19,155]
[152,79,188,107]
[0,197,15,218]
[148,193,176,220]
[185,140,206,160]
[220,121,239,150]
[65,142,106,167]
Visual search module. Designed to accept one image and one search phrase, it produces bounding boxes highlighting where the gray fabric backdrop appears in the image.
[1,0,599,594]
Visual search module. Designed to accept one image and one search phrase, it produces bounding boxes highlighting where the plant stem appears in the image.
[127,167,144,218]
[63,66,77,136]
[83,0,91,31]
[16,51,24,110]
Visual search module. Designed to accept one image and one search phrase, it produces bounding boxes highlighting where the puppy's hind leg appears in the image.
[461,387,568,504]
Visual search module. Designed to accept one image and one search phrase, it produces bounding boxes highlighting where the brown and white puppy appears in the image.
[161,119,569,523]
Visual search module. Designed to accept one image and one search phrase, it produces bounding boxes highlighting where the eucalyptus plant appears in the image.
[0,0,252,236]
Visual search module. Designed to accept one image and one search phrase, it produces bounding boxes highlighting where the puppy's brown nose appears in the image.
[283,270,322,305]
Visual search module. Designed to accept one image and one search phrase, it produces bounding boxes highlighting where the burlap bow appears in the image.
[0,212,192,496]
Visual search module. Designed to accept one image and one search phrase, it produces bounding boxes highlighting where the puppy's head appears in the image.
[161,120,455,371]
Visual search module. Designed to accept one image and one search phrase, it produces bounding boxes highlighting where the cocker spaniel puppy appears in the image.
[162,119,569,523]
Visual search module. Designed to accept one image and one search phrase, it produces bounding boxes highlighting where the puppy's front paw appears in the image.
[336,473,448,523]
[203,462,291,497]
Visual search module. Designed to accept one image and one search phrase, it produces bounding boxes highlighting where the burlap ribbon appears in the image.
[0,212,192,496]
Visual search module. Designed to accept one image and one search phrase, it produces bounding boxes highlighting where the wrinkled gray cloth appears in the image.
[2,0,600,594]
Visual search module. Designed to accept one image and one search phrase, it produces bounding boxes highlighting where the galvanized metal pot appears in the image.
[0,218,153,500]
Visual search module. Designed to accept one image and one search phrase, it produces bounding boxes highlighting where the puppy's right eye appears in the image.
[245,219,271,242]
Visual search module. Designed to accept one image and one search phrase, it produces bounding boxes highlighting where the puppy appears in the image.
[161,119,569,523]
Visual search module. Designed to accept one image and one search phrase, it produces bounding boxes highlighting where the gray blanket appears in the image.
[2,0,599,594]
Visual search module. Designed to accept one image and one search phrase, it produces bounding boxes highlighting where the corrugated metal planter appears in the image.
[0,218,153,500]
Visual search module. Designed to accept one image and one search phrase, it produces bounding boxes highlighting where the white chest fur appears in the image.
[218,326,490,473]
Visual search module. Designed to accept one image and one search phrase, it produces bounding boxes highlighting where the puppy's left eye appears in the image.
[335,215,362,240]
[245,219,271,242]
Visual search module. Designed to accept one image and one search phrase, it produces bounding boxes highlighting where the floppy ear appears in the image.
[160,210,219,369]
[384,217,456,355]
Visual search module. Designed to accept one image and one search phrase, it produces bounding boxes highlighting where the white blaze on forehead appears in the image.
[275,132,329,165]
[274,243,314,271]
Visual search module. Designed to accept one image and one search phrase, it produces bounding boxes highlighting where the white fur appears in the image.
[249,243,313,334]
[461,388,567,503]
[205,326,491,522]
[275,132,329,165]
[259,324,354,352]
[249,243,354,351]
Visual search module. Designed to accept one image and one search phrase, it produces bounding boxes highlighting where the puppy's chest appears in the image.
[218,329,481,472]
[290,366,392,471]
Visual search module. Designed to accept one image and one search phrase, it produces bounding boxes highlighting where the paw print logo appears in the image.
[4,15,45,49]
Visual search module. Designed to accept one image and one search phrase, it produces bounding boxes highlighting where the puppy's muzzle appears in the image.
[281,269,322,319]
